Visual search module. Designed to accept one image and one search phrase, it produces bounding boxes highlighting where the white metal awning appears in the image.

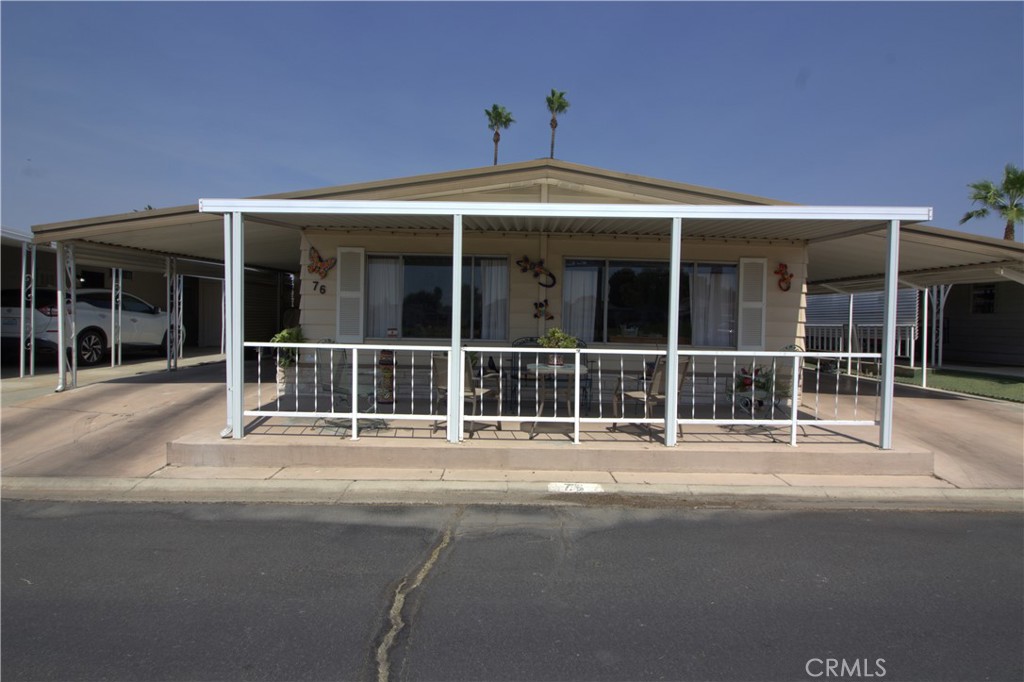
[32,198,1023,291]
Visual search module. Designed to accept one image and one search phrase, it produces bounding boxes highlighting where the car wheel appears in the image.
[77,329,106,366]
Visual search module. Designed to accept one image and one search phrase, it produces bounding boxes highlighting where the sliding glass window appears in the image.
[366,255,508,340]
[563,259,737,347]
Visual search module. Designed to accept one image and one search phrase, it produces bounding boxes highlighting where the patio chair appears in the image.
[769,344,807,437]
[431,354,501,437]
[610,355,690,441]
[772,344,803,416]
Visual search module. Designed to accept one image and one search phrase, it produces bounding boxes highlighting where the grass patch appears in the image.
[894,368,1024,403]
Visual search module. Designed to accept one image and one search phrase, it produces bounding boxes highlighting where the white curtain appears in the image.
[478,258,508,340]
[367,257,401,337]
[563,267,599,343]
[692,266,737,346]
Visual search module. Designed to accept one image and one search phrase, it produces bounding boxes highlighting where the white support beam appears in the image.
[846,293,855,374]
[664,217,682,447]
[165,257,176,371]
[110,269,123,367]
[19,242,36,378]
[933,284,952,369]
[448,214,464,444]
[879,220,901,450]
[921,288,929,389]
[199,198,932,223]
[230,213,245,438]
[55,242,78,392]
[221,215,233,437]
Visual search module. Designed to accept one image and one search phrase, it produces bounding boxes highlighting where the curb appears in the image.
[2,477,1021,512]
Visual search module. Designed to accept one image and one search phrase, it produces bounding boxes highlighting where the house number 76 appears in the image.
[311,280,327,295]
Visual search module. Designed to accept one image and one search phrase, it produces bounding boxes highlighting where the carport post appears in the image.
[879,220,900,450]
[230,213,245,438]
[921,288,929,388]
[448,214,464,444]
[221,215,233,436]
[846,293,854,374]
[165,258,180,371]
[221,213,245,439]
[111,269,123,367]
[663,217,682,447]
[163,258,172,368]
[19,242,36,378]
[55,242,77,391]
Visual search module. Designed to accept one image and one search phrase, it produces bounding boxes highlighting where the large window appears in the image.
[563,259,738,347]
[366,255,508,339]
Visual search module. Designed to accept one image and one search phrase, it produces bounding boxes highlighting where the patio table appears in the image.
[526,363,588,439]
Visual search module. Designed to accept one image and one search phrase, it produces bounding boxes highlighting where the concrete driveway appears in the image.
[891,382,1023,488]
[1,355,1021,490]
[1,353,227,478]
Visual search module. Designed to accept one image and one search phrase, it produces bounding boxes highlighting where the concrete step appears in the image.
[168,430,934,476]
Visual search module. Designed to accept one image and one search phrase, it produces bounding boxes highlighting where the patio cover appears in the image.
[31,197,1022,291]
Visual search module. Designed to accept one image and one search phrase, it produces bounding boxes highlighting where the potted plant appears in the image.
[537,327,578,366]
[270,326,305,396]
[732,364,776,413]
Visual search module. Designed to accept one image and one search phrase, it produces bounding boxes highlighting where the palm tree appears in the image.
[545,89,570,159]
[484,104,514,166]
[959,163,1024,241]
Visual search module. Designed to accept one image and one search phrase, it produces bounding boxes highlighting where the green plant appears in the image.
[270,326,305,367]
[538,327,578,349]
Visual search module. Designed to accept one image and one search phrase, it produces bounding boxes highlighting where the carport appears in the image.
[23,207,290,389]
[806,224,1024,386]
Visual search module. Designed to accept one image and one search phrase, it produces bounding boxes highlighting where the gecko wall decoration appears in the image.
[515,255,557,288]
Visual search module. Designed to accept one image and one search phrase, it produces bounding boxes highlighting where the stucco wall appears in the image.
[297,230,807,351]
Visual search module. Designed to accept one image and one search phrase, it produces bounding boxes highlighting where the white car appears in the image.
[1,288,183,366]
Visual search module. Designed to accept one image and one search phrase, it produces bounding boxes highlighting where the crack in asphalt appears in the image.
[374,512,459,682]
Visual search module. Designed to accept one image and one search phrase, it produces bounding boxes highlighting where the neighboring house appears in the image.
[942,280,1024,366]
[25,160,1024,451]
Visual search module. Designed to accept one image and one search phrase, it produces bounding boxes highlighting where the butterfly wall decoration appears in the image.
[515,255,557,288]
[307,246,337,279]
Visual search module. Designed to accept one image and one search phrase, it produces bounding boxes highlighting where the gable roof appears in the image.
[258,158,794,206]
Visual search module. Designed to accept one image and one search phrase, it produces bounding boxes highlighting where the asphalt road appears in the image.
[2,502,1021,682]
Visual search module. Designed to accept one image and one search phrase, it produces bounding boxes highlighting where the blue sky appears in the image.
[2,1,1022,240]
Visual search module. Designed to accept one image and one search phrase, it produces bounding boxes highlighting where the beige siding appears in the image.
[296,229,807,350]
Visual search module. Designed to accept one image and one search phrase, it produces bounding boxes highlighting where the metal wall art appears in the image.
[516,255,556,288]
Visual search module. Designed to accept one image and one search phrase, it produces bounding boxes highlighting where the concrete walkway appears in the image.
[1,356,1021,511]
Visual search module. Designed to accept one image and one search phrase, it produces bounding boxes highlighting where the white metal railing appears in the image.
[244,342,883,446]
[246,342,450,440]
[806,324,917,360]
